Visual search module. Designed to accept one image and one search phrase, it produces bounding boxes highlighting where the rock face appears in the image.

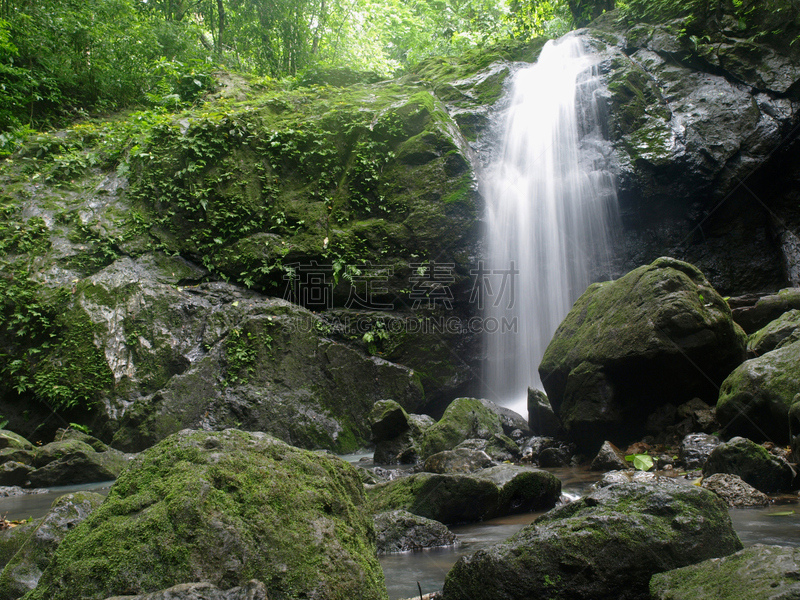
[650,545,800,600]
[373,510,457,553]
[527,389,562,437]
[442,482,743,600]
[367,466,561,524]
[539,258,746,452]
[588,3,800,295]
[717,340,800,444]
[0,492,104,599]
[703,436,795,493]
[701,473,770,508]
[24,429,387,600]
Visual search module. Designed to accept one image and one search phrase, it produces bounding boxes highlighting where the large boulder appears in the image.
[367,466,561,525]
[716,340,800,444]
[373,510,457,554]
[702,436,795,493]
[732,290,800,334]
[418,398,505,459]
[422,448,495,474]
[539,258,746,452]
[527,389,562,437]
[24,429,387,600]
[0,492,104,599]
[442,482,743,600]
[650,545,800,600]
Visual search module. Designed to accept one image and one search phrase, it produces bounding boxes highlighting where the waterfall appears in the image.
[482,34,619,416]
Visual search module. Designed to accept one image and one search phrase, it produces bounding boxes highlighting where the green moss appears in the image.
[419,398,504,459]
[25,430,387,600]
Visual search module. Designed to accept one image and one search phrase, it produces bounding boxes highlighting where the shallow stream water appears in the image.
[3,459,799,600]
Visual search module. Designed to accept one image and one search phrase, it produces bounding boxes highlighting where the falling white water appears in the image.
[482,34,619,416]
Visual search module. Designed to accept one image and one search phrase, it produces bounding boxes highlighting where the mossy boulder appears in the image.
[0,492,104,599]
[422,448,495,474]
[27,439,129,487]
[370,400,435,465]
[732,289,800,334]
[367,466,560,525]
[442,482,743,600]
[24,429,386,600]
[716,340,800,444]
[539,258,747,452]
[650,544,800,600]
[747,309,800,356]
[418,398,505,459]
[702,436,795,493]
[373,510,457,554]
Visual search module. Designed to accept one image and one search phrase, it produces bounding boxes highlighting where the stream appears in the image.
[1,457,799,600]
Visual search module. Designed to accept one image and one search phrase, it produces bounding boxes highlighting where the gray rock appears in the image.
[676,398,716,433]
[701,473,770,508]
[679,433,720,471]
[104,580,269,600]
[373,510,457,553]
[526,388,562,437]
[590,441,630,472]
[732,289,800,334]
[0,492,104,599]
[422,448,495,474]
[703,436,795,493]
[650,545,800,599]
[442,482,742,600]
[0,448,34,467]
[370,400,412,442]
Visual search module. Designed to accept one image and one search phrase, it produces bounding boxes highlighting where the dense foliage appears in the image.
[0,0,577,133]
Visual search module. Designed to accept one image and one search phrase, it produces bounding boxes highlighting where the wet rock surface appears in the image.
[679,433,720,471]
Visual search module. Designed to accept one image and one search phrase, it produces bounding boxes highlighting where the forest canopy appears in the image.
[0,0,579,131]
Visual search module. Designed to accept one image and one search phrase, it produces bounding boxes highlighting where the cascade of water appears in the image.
[482,34,619,415]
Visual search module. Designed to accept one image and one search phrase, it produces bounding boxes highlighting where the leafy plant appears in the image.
[625,453,654,471]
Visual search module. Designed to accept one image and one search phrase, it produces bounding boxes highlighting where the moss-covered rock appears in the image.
[650,544,800,600]
[539,258,746,452]
[26,439,128,487]
[716,340,800,444]
[0,432,33,452]
[418,398,505,459]
[421,448,495,474]
[702,436,795,493]
[367,466,560,525]
[0,492,104,599]
[24,429,387,600]
[747,309,800,356]
[442,482,743,600]
[0,520,41,572]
